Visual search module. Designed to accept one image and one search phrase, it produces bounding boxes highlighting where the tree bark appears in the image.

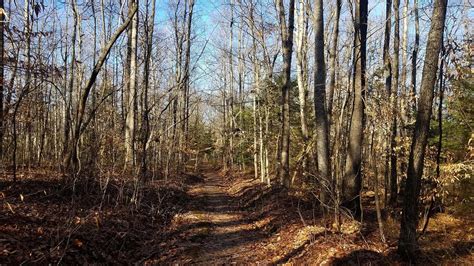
[249,1,260,182]
[398,0,447,260]
[182,0,194,168]
[410,0,420,117]
[314,0,332,206]
[296,0,309,172]
[0,0,4,159]
[276,0,296,187]
[125,0,138,170]
[64,4,138,174]
[343,0,368,216]
[141,0,156,181]
[328,0,341,125]
[371,127,386,243]
[389,0,400,206]
[383,0,392,207]
[436,49,445,181]
[400,0,409,124]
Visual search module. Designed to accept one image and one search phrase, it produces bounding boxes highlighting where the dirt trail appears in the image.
[161,171,271,264]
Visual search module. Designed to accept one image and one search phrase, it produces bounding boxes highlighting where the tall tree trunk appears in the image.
[276,0,295,187]
[296,0,309,172]
[343,0,368,216]
[228,0,235,170]
[0,0,4,159]
[250,1,260,181]
[328,0,341,125]
[389,0,400,206]
[398,0,447,260]
[314,0,332,206]
[383,0,392,207]
[64,4,138,175]
[182,0,194,169]
[238,11,245,171]
[18,0,32,175]
[141,0,156,180]
[400,0,409,123]
[125,0,138,170]
[436,49,445,181]
[410,0,420,117]
[371,127,386,243]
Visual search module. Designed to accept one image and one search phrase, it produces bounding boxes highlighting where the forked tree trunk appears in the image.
[64,4,138,175]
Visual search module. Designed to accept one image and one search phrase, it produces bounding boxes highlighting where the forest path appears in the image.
[161,170,271,264]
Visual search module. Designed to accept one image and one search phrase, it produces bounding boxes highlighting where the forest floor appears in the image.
[1,168,473,264]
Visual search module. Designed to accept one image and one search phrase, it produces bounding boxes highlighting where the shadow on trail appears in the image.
[157,171,282,264]
[156,170,326,264]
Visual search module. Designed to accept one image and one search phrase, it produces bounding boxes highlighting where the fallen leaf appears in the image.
[5,202,15,213]
[73,239,83,248]
[94,216,101,229]
[74,216,82,225]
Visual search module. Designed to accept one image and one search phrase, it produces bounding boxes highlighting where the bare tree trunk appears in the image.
[140,0,156,181]
[182,0,194,169]
[125,0,138,170]
[400,0,409,124]
[328,0,341,125]
[228,0,235,170]
[371,127,386,243]
[436,47,445,186]
[343,0,368,216]
[250,3,259,181]
[383,0,392,207]
[276,0,295,187]
[398,0,447,260]
[389,0,400,206]
[313,0,332,206]
[295,0,309,172]
[410,0,420,117]
[18,0,31,175]
[64,4,138,175]
[238,9,245,171]
[253,92,258,180]
[0,0,4,159]
[223,62,228,170]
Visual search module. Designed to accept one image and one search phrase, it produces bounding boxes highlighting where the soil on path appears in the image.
[166,171,266,263]
[153,170,324,264]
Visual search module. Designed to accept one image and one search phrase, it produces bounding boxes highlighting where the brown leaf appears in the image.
[73,239,83,248]
[5,202,15,214]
